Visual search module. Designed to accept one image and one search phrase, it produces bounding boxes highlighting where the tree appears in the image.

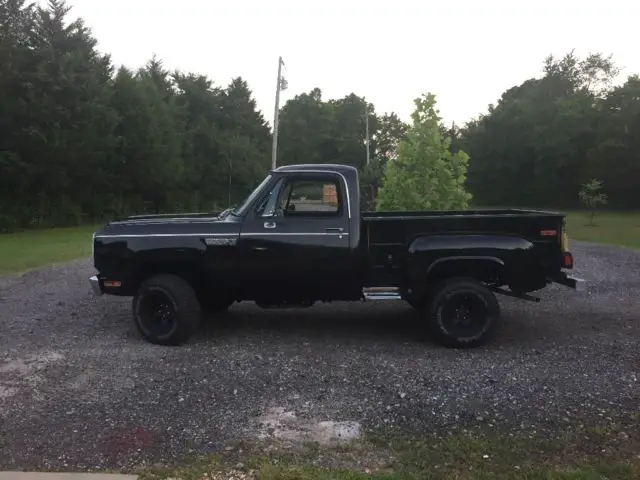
[586,75,640,209]
[360,113,409,209]
[277,90,408,209]
[461,51,620,209]
[578,179,608,226]
[376,93,471,211]
[3,3,640,235]
[277,88,334,166]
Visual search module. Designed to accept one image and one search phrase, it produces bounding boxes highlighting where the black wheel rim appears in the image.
[439,291,489,340]
[137,288,177,338]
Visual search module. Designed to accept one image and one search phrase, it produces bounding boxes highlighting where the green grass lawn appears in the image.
[138,428,640,480]
[564,210,640,249]
[0,225,98,275]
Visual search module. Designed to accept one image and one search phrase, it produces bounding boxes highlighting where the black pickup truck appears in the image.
[90,164,582,347]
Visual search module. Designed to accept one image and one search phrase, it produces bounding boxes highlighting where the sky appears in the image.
[64,0,638,126]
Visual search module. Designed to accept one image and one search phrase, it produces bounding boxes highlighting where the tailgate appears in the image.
[535,214,584,290]
[534,214,573,269]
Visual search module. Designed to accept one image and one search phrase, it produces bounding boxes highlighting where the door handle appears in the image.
[325,227,344,238]
[264,221,276,229]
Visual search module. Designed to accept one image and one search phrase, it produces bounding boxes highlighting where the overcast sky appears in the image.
[65,0,637,126]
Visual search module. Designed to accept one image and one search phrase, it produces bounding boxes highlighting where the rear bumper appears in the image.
[89,275,103,296]
[551,272,585,291]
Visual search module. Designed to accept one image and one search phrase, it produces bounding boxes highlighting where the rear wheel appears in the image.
[423,277,499,348]
[132,274,201,345]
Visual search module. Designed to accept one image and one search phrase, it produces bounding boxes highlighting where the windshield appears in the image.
[232,174,273,216]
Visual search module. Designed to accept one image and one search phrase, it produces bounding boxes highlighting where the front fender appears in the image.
[94,236,207,296]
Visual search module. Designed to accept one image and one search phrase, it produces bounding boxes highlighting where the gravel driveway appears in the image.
[0,241,638,471]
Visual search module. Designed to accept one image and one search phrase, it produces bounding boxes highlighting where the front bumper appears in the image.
[89,275,103,296]
[551,272,585,291]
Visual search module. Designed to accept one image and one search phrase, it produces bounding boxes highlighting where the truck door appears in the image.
[238,171,352,301]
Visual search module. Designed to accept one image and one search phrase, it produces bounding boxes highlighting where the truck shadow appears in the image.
[194,301,551,347]
[198,301,421,343]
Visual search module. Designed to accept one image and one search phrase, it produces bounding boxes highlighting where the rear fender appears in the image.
[405,233,536,298]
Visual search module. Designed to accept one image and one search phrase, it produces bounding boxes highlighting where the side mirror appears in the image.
[262,207,283,219]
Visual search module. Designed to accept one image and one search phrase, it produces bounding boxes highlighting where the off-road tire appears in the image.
[424,277,500,348]
[132,274,201,346]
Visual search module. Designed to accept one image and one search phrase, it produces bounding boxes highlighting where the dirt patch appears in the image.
[0,351,64,403]
[254,407,361,446]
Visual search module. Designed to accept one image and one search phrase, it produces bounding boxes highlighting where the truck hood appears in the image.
[95,211,242,238]
[111,211,224,224]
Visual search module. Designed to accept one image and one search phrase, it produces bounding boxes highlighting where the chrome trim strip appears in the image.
[95,232,349,239]
[111,217,220,226]
[279,169,352,219]
[363,293,402,301]
[95,233,238,239]
[243,232,349,236]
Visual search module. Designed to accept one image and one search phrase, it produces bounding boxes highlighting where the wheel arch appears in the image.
[131,261,207,296]
[426,256,506,286]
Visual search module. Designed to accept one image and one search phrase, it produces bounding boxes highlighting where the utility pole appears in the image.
[364,99,370,166]
[271,56,285,170]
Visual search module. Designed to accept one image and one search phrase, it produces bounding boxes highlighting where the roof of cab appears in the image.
[273,164,357,175]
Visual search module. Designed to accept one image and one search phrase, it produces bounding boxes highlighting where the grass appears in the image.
[137,428,640,480]
[0,225,98,275]
[563,210,640,249]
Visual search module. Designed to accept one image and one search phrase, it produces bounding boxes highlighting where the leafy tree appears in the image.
[376,93,472,211]
[277,88,334,166]
[2,2,640,235]
[0,0,273,230]
[0,0,39,230]
[277,91,407,209]
[360,113,409,209]
[578,179,608,226]
[461,51,620,209]
[586,75,640,208]
[21,0,117,225]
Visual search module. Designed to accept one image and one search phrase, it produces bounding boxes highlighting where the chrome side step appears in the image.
[363,287,402,301]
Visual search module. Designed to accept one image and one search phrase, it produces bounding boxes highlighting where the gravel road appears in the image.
[0,241,638,471]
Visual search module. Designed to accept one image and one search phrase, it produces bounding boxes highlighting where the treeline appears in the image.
[279,53,640,211]
[1,1,639,232]
[1,0,276,231]
[459,53,640,210]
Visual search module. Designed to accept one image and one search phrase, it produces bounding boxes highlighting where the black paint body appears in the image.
[92,164,575,302]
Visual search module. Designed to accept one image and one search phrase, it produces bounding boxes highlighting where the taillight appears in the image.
[563,252,573,268]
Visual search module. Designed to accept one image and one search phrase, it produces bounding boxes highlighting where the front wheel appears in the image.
[132,274,201,345]
[423,277,500,348]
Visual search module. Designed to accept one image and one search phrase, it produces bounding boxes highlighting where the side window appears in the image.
[280,177,341,216]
